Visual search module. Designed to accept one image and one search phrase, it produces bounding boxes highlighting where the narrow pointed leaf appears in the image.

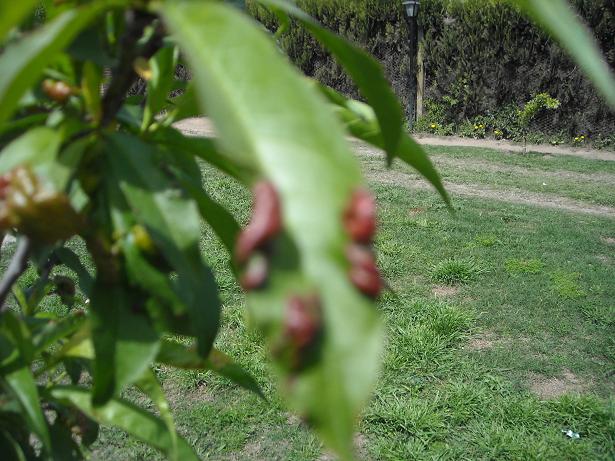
[136,369,178,461]
[47,386,200,461]
[2,364,51,452]
[156,339,264,399]
[320,85,451,207]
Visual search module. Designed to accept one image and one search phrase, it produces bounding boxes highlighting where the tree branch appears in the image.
[101,10,163,126]
[0,237,31,311]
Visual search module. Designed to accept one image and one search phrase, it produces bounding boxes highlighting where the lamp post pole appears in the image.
[402,1,420,125]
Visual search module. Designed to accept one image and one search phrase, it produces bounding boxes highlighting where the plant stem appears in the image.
[0,237,32,311]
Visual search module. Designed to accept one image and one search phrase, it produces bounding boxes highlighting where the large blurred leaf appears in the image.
[0,2,117,125]
[0,127,61,174]
[1,363,51,453]
[156,339,264,399]
[515,0,615,109]
[89,281,160,406]
[105,132,221,357]
[0,0,38,42]
[319,84,451,207]
[162,3,382,459]
[54,247,94,296]
[257,0,403,162]
[47,386,200,460]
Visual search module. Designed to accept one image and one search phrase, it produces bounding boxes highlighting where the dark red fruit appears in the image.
[235,181,282,264]
[349,265,382,299]
[274,294,323,371]
[285,294,321,349]
[240,253,269,291]
[346,243,377,270]
[343,188,376,243]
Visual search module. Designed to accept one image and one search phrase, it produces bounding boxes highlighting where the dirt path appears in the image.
[175,118,615,161]
[174,118,615,218]
[413,134,615,162]
[369,168,615,218]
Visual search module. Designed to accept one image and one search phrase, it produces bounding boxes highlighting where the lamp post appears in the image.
[402,0,420,125]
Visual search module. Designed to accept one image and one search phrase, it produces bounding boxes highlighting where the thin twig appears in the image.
[0,237,32,312]
[101,10,162,126]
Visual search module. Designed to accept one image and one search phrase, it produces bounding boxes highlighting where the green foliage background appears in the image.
[248,0,615,140]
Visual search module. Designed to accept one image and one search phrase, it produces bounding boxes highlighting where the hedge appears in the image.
[247,0,615,144]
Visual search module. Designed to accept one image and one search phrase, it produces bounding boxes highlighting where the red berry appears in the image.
[349,265,382,298]
[235,181,282,264]
[285,294,321,349]
[239,253,269,291]
[346,243,377,270]
[343,188,376,243]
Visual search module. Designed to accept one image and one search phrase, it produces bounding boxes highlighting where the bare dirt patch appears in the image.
[529,370,587,399]
[369,168,615,218]
[466,332,497,351]
[601,236,615,245]
[432,285,460,298]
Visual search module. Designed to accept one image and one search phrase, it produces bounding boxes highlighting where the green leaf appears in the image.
[257,0,403,162]
[89,281,160,406]
[172,168,240,254]
[2,363,52,452]
[81,61,103,124]
[0,0,38,42]
[515,0,615,109]
[0,2,117,125]
[122,235,185,314]
[156,339,265,399]
[0,429,27,461]
[143,46,178,129]
[152,126,252,182]
[47,386,200,460]
[320,85,451,207]
[0,127,62,174]
[54,247,94,296]
[135,369,179,461]
[162,3,382,459]
[105,132,221,357]
[165,83,202,124]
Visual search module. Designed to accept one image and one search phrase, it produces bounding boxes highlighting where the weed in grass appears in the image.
[431,258,484,285]
[505,258,544,275]
[475,234,501,247]
[551,271,587,299]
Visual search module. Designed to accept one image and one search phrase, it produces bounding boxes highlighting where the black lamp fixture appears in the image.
[402,0,420,19]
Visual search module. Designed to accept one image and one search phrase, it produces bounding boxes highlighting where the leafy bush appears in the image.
[249,0,615,140]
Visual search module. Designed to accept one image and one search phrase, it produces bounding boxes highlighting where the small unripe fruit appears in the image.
[343,188,376,243]
[42,79,72,103]
[240,253,269,291]
[131,224,156,255]
[235,181,282,264]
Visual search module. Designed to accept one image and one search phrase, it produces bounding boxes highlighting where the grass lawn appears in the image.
[6,142,614,460]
